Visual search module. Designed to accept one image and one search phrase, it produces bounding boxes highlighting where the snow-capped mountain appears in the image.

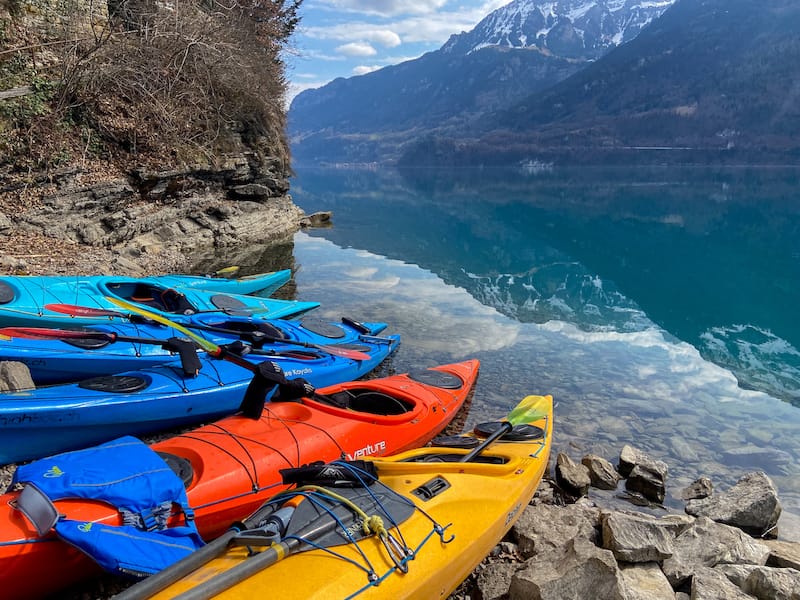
[289,0,676,165]
[442,0,675,59]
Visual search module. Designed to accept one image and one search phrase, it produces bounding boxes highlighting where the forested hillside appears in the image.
[0,0,301,183]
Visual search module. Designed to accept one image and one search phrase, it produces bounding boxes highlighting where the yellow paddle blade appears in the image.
[214,266,240,276]
[106,296,221,355]
[506,394,552,426]
[0,333,11,341]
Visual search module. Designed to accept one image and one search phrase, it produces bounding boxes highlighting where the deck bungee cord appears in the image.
[0,299,475,600]
[167,405,352,511]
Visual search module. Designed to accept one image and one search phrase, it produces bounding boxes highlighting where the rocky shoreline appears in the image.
[2,432,798,599]
[0,159,315,278]
[452,445,800,600]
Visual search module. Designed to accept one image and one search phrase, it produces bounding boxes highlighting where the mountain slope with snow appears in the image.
[289,0,674,165]
[442,0,675,58]
[398,0,800,167]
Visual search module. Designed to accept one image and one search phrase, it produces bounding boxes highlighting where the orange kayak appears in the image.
[0,360,479,600]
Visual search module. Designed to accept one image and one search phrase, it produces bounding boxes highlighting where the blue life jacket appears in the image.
[13,436,204,578]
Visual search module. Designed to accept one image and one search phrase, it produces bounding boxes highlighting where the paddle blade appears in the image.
[0,327,110,341]
[214,265,240,276]
[105,297,221,355]
[506,394,552,426]
[45,303,125,318]
[316,344,371,361]
[459,394,552,463]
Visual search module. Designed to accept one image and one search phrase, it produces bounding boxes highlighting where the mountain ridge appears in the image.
[289,0,674,165]
[397,0,800,166]
[290,0,800,167]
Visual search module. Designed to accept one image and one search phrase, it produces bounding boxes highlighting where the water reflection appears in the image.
[289,232,800,540]
[192,166,800,539]
[291,166,800,405]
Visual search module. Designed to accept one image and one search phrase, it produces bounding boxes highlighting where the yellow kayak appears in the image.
[118,394,553,600]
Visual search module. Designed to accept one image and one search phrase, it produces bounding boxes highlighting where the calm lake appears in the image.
[215,165,800,538]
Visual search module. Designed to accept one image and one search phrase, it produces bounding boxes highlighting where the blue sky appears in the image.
[286,0,509,102]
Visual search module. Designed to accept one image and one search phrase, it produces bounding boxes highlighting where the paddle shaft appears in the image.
[172,518,340,600]
[0,327,191,347]
[44,304,370,359]
[459,421,513,462]
[112,530,239,600]
[155,325,373,360]
[114,511,340,600]
[112,497,287,600]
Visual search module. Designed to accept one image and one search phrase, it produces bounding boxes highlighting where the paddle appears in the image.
[459,394,551,462]
[0,326,205,376]
[0,326,190,346]
[103,297,287,373]
[114,466,410,600]
[43,303,372,361]
[44,300,291,319]
[104,297,355,417]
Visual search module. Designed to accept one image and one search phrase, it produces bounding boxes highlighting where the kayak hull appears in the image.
[0,316,389,384]
[0,360,479,600]
[152,271,291,296]
[0,272,318,327]
[145,393,552,600]
[0,333,400,464]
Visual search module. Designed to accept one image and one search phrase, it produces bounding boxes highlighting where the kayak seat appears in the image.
[159,288,195,314]
[348,391,413,416]
[126,285,195,315]
[129,284,163,308]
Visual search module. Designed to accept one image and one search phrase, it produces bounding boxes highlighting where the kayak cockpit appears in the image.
[106,283,196,314]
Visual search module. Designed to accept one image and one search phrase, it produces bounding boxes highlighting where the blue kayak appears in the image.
[0,332,400,465]
[0,272,319,328]
[0,316,389,384]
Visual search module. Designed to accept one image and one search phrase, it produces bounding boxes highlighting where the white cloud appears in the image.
[336,42,378,57]
[303,3,505,46]
[367,30,402,47]
[353,65,382,75]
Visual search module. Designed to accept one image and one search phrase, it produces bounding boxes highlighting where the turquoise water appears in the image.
[258,166,800,537]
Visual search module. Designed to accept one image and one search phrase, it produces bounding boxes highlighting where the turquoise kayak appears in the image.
[149,270,291,295]
[0,331,401,465]
[0,272,319,328]
[0,316,389,384]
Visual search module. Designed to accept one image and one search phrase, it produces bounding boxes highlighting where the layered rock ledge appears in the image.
[0,161,310,277]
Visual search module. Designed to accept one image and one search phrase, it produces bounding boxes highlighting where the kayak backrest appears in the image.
[111,282,196,314]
